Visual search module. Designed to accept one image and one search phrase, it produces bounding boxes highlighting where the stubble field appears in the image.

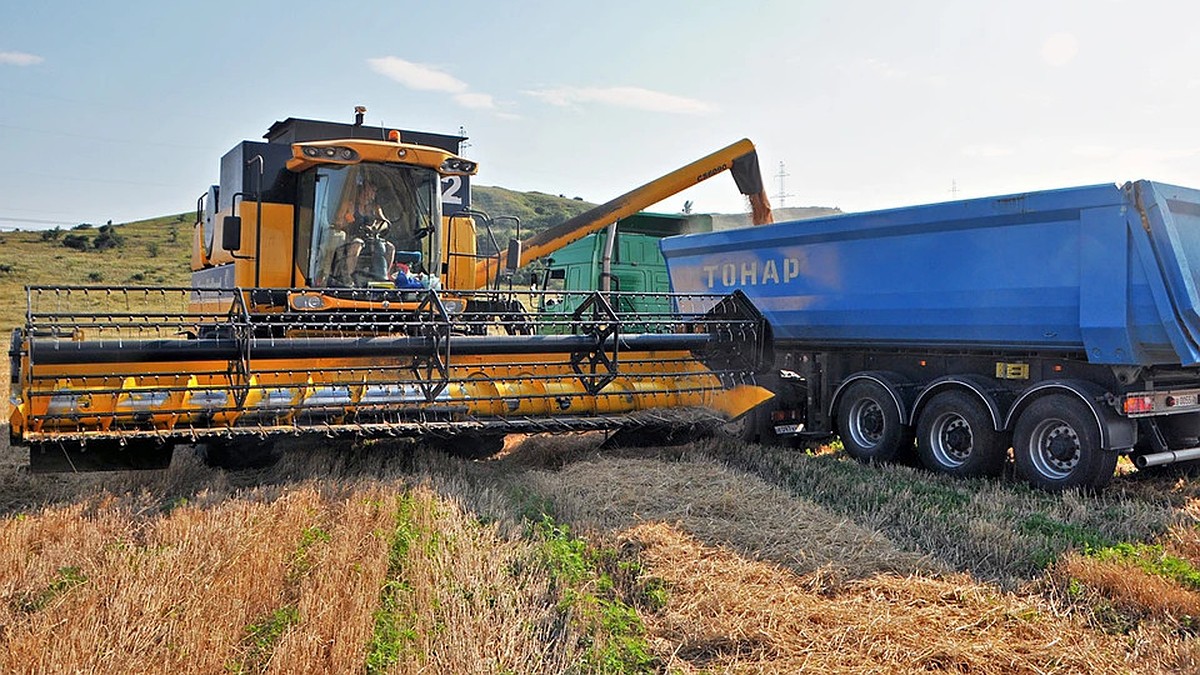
[5,427,1200,673]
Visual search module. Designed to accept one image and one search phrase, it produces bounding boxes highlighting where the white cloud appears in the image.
[367,56,467,93]
[1041,33,1079,67]
[524,86,713,115]
[367,56,501,112]
[0,51,43,66]
[962,144,1014,158]
[453,92,495,109]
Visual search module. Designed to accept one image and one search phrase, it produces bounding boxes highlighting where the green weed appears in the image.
[15,566,88,613]
[229,605,300,674]
[534,515,658,673]
[365,494,419,673]
[1090,542,1200,591]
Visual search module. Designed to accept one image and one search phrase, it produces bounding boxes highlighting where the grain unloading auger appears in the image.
[9,112,777,472]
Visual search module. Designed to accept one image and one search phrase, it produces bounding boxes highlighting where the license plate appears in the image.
[774,423,805,435]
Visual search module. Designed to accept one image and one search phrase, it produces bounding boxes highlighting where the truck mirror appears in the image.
[221,215,242,251]
[506,239,521,272]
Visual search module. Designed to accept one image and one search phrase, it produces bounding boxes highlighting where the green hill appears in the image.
[470,186,596,254]
[0,215,194,332]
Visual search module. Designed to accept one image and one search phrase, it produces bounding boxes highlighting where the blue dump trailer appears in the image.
[662,180,1200,490]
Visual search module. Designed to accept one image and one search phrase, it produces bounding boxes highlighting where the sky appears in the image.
[2,0,1200,230]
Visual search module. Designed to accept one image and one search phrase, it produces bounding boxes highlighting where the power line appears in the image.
[0,122,207,150]
[774,162,793,208]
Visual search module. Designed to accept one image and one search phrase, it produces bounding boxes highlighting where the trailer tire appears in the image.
[916,391,1007,477]
[837,380,913,464]
[1013,395,1116,491]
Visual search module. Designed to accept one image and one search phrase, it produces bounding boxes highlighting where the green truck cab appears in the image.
[536,212,712,319]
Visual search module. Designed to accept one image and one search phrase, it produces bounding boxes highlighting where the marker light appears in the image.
[1124,395,1154,414]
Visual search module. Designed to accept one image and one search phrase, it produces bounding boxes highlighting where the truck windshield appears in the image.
[306,163,439,288]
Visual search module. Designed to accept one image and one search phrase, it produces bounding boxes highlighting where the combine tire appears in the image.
[198,438,281,471]
[1013,395,1116,491]
[836,380,913,464]
[915,391,1007,477]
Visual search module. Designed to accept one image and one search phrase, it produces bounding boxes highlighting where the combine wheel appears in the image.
[915,391,1006,477]
[198,438,281,471]
[836,380,913,464]
[1012,394,1116,491]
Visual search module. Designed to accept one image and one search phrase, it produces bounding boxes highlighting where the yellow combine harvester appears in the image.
[10,110,775,472]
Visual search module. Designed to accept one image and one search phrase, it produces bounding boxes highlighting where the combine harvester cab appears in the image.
[8,113,777,472]
[662,180,1200,490]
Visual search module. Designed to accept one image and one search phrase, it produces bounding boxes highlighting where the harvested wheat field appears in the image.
[4,431,1200,673]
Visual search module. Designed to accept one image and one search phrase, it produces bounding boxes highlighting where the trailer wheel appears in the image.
[916,391,1006,477]
[836,380,913,464]
[1013,395,1116,490]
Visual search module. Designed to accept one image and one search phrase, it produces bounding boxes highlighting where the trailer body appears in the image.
[661,180,1200,489]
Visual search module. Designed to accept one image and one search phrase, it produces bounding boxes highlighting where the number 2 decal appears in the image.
[441,175,463,205]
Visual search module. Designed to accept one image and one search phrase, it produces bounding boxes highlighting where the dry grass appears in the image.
[379,487,582,674]
[1,485,315,672]
[626,521,1182,673]
[697,438,1177,585]
[1056,552,1200,623]
[522,455,928,581]
[0,440,591,673]
[4,431,1200,672]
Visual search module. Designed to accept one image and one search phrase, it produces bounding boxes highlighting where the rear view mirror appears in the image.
[506,239,521,272]
[221,215,242,251]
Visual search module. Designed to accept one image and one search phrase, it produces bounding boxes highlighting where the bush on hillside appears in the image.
[93,225,124,250]
[61,234,90,251]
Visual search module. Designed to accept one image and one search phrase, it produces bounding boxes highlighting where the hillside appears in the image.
[0,215,194,332]
[712,205,842,230]
[471,185,597,254]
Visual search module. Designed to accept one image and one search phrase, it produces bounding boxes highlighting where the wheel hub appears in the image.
[1033,422,1080,475]
[930,413,973,466]
[944,422,972,453]
[850,399,885,448]
[861,407,884,438]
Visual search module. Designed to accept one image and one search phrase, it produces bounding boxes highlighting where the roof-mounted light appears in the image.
[299,145,359,163]
[439,157,477,175]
